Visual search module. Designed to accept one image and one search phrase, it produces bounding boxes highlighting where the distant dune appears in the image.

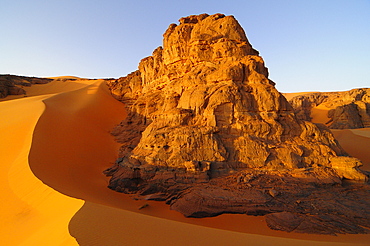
[0,77,370,245]
[46,76,82,79]
[283,92,318,101]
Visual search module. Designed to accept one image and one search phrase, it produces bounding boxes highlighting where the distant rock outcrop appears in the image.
[105,14,370,234]
[289,88,370,129]
[0,75,52,98]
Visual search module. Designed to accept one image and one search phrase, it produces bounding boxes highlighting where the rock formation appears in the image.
[289,88,370,129]
[0,74,52,98]
[105,14,370,234]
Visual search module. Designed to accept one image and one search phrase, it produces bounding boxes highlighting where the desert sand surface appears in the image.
[332,128,370,171]
[0,78,95,102]
[0,82,87,245]
[47,76,83,79]
[350,128,370,138]
[310,104,332,125]
[1,81,370,245]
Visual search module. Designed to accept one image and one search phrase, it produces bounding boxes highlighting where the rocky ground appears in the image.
[122,168,370,235]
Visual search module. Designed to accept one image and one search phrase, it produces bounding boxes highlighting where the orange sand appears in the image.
[0,78,94,102]
[1,81,370,245]
[311,104,331,125]
[350,128,370,138]
[332,128,370,171]
[47,76,83,79]
[0,82,88,245]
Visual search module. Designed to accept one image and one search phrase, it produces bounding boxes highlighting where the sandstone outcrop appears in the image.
[105,14,370,234]
[289,88,370,129]
[0,74,52,98]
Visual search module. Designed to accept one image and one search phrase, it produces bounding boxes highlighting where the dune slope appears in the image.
[0,93,84,245]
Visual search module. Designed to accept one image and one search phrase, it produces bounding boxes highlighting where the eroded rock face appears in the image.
[289,88,370,129]
[105,14,370,234]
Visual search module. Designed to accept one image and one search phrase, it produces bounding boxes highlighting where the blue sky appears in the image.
[1,0,369,92]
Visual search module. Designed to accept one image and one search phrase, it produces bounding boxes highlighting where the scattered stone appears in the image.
[268,189,279,197]
[138,203,149,210]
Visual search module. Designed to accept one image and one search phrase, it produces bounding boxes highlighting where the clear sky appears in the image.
[1,0,369,92]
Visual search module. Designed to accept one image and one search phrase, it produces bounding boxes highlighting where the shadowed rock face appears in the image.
[105,14,370,234]
[289,88,370,129]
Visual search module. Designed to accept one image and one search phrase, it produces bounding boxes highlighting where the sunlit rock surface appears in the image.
[105,14,370,235]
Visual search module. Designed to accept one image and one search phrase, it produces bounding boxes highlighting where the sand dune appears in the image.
[350,128,370,138]
[0,91,85,245]
[1,80,370,245]
[0,78,95,102]
[311,104,331,125]
[47,76,82,79]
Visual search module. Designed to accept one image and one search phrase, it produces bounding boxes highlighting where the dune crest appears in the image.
[0,78,125,245]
